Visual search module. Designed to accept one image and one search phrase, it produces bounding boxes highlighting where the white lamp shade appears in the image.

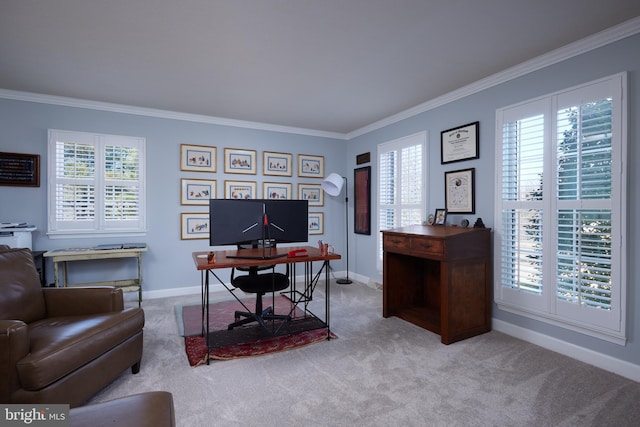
[322,173,344,196]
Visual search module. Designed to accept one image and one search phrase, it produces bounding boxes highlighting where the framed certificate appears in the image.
[440,121,479,164]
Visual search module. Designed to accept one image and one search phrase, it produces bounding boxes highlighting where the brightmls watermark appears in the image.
[1,404,69,426]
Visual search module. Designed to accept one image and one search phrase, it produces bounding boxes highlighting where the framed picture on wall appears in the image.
[445,168,475,214]
[440,121,479,164]
[224,148,257,174]
[263,151,293,176]
[180,178,216,205]
[298,154,324,178]
[224,180,257,199]
[308,212,324,235]
[180,213,210,240]
[180,144,216,172]
[263,182,292,199]
[354,166,371,235]
[298,183,324,206]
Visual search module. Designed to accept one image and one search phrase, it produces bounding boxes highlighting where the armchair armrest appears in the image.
[43,287,125,317]
[0,319,29,403]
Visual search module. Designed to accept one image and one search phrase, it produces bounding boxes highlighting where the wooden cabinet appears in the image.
[382,225,492,344]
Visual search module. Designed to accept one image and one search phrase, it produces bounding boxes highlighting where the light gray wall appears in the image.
[0,100,348,291]
[347,33,640,365]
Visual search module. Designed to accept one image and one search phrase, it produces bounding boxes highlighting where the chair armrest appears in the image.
[0,320,29,403]
[43,287,125,316]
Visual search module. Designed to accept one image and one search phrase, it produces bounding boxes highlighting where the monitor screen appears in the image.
[209,199,308,247]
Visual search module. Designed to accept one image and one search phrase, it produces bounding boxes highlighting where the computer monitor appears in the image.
[209,199,308,248]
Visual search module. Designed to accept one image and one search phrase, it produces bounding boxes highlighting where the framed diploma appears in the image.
[440,121,479,164]
[445,168,475,214]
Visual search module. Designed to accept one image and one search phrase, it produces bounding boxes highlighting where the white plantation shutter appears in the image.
[377,132,427,270]
[495,74,626,342]
[48,130,146,237]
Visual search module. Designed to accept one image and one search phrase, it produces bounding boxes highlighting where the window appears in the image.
[495,73,626,343]
[377,132,427,270]
[48,129,146,237]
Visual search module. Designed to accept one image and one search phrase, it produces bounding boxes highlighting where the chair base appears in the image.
[228,306,291,330]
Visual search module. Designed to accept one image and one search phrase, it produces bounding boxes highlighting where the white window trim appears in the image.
[47,129,147,239]
[494,73,627,344]
[376,131,428,272]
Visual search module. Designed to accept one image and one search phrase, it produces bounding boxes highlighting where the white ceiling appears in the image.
[1,0,640,135]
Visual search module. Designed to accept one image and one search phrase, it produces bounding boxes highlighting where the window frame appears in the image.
[376,131,428,271]
[47,129,147,238]
[494,73,627,344]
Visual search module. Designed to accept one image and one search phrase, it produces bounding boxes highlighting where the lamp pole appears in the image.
[336,176,352,284]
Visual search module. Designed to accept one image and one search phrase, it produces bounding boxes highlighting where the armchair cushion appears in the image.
[18,308,144,390]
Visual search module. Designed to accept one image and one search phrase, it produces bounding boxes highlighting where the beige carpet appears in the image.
[89,281,640,426]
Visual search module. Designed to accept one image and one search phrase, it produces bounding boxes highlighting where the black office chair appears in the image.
[228,264,291,330]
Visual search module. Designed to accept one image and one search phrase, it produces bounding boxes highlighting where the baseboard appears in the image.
[493,319,640,382]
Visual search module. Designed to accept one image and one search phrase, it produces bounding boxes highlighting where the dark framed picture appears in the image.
[440,121,479,164]
[354,166,371,235]
[433,208,447,225]
[445,168,475,214]
[0,152,40,187]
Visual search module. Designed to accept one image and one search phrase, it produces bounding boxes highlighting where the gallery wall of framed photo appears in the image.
[179,144,328,240]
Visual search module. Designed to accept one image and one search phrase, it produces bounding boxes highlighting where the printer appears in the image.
[0,223,36,250]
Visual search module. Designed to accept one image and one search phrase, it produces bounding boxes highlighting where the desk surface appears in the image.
[193,245,340,270]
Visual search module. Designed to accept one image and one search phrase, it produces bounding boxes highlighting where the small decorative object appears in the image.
[461,218,469,227]
[224,148,257,174]
[180,213,210,240]
[445,168,475,214]
[298,154,324,178]
[474,218,486,228]
[263,151,292,176]
[298,183,324,206]
[441,121,479,164]
[308,212,324,235]
[180,144,216,172]
[263,182,292,199]
[433,208,447,225]
[181,178,216,205]
[427,214,435,225]
[224,180,256,199]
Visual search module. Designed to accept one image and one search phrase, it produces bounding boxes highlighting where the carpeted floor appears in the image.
[89,281,640,426]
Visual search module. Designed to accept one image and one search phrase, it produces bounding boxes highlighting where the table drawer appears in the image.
[410,237,444,256]
[383,234,410,251]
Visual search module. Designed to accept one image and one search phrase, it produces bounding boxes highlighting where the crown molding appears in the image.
[0,89,347,140]
[347,16,640,140]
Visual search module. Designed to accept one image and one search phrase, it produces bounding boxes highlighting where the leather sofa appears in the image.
[0,247,145,407]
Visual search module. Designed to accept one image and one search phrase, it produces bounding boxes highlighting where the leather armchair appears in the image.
[0,247,145,407]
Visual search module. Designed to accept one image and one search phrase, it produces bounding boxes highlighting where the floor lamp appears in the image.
[322,173,352,284]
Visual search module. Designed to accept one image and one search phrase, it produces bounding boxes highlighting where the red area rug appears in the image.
[182,295,335,366]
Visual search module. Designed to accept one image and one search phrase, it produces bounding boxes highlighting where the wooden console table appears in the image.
[382,225,491,344]
[44,245,147,306]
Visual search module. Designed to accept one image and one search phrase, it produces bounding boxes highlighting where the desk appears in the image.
[44,245,148,306]
[193,245,340,364]
[382,225,491,344]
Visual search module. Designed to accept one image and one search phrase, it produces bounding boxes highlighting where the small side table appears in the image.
[44,245,147,306]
